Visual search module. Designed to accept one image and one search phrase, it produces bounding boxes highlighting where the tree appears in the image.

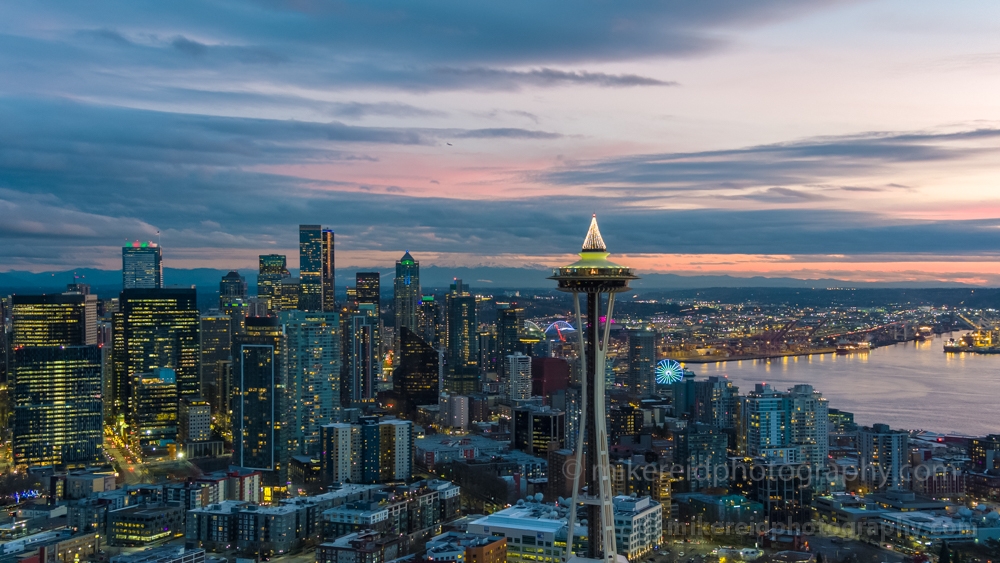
[938,541,950,563]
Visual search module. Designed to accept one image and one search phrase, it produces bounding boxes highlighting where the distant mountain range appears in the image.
[0,266,980,299]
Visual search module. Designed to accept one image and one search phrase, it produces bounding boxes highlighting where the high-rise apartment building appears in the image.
[359,417,381,484]
[319,423,358,484]
[787,384,829,465]
[322,229,336,313]
[299,225,324,312]
[258,254,290,313]
[626,329,656,398]
[674,423,729,491]
[741,383,794,463]
[859,423,909,491]
[179,397,212,443]
[740,383,827,465]
[692,376,740,430]
[506,352,532,403]
[282,310,340,455]
[232,317,288,485]
[319,417,413,485]
[348,305,378,405]
[444,279,478,395]
[394,252,420,343]
[113,288,200,416]
[379,419,414,482]
[122,241,163,289]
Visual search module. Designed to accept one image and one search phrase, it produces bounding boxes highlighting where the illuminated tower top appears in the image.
[582,214,607,252]
[550,214,636,293]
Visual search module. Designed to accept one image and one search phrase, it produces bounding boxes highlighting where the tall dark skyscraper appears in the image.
[0,298,8,384]
[355,272,380,308]
[199,311,231,414]
[122,241,163,289]
[220,271,248,335]
[220,271,248,303]
[232,317,288,485]
[444,279,479,395]
[393,252,419,343]
[10,293,103,468]
[258,254,290,313]
[416,295,441,346]
[495,305,523,379]
[626,328,656,398]
[113,288,200,416]
[393,327,440,414]
[322,228,336,312]
[299,224,323,311]
[349,304,378,406]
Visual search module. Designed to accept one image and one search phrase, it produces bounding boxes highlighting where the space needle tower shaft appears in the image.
[550,215,637,563]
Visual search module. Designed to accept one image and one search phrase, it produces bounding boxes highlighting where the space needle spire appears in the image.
[550,215,636,563]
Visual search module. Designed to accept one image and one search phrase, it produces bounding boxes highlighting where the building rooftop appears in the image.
[111,547,203,563]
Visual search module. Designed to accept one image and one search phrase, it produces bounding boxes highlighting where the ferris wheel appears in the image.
[655,358,684,385]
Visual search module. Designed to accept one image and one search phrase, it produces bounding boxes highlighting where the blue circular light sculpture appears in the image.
[656,359,684,385]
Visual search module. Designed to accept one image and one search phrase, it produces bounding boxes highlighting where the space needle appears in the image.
[550,215,637,563]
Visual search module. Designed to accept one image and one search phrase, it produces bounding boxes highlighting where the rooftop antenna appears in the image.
[157,230,161,247]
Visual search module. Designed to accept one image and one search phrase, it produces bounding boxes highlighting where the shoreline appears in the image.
[676,347,839,364]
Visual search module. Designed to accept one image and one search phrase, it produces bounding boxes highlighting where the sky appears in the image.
[3,1,1000,284]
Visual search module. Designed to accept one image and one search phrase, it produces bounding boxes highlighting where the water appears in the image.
[690,332,1000,436]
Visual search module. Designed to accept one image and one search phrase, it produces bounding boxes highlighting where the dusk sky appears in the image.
[3,1,1000,284]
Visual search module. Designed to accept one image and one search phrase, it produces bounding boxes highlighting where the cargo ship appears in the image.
[836,341,871,355]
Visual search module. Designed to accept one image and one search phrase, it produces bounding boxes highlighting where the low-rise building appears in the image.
[810,493,886,525]
[185,500,248,552]
[673,493,763,525]
[316,530,409,563]
[111,547,205,563]
[426,531,507,563]
[415,436,507,470]
[107,503,185,546]
[612,495,663,561]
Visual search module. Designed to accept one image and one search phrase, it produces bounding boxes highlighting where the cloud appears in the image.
[433,67,676,90]
[541,128,1000,194]
[3,96,1000,269]
[454,128,562,139]
[0,1,848,97]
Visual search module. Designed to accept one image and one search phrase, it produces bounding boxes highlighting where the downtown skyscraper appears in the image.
[322,228,335,312]
[444,279,478,395]
[122,241,163,289]
[258,254,290,313]
[393,252,420,342]
[282,310,340,455]
[299,224,323,311]
[112,288,200,417]
[10,292,103,467]
[626,328,656,398]
[233,316,289,485]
